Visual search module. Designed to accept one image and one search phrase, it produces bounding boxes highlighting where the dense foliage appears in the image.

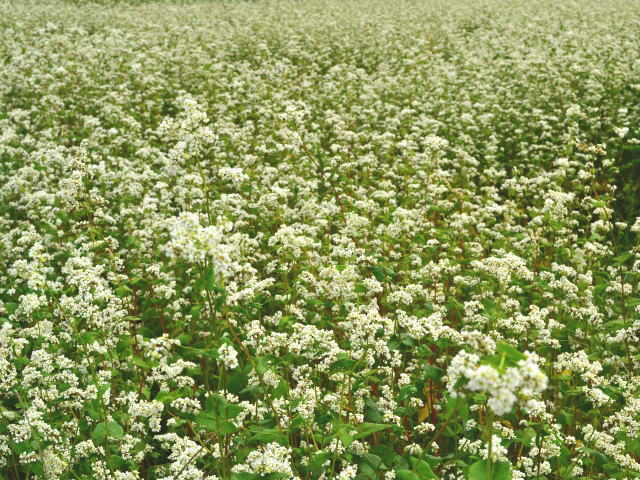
[1,1,640,479]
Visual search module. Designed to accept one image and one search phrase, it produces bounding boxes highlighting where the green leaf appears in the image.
[308,452,332,472]
[255,356,268,376]
[28,461,44,476]
[400,385,418,400]
[493,462,512,480]
[360,462,377,480]
[468,460,489,480]
[231,473,260,480]
[364,397,383,423]
[248,427,288,445]
[579,447,609,465]
[370,265,396,282]
[613,252,633,266]
[424,366,444,383]
[370,444,400,468]
[96,384,110,402]
[190,304,202,320]
[558,410,574,426]
[396,470,420,480]
[4,303,18,315]
[338,426,354,447]
[468,460,511,480]
[106,421,124,439]
[108,455,126,469]
[515,427,536,447]
[218,420,239,434]
[354,422,399,439]
[205,393,243,420]
[331,353,357,371]
[92,421,124,444]
[195,265,217,293]
[362,453,384,469]
[190,413,218,431]
[410,457,438,479]
[132,356,152,369]
[371,266,387,282]
[183,395,243,434]
[496,342,526,363]
[227,372,246,394]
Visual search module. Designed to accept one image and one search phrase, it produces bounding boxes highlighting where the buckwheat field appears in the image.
[2,0,640,479]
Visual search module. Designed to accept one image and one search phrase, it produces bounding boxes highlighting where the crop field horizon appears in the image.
[0,1,639,479]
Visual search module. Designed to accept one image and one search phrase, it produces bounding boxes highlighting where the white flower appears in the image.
[614,126,629,138]
[232,442,295,478]
[165,212,234,275]
[218,344,239,370]
[448,350,547,416]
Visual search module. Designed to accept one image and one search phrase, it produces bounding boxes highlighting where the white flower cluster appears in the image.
[165,212,234,273]
[472,253,534,285]
[231,442,296,479]
[447,350,548,415]
[159,95,218,164]
[217,343,239,369]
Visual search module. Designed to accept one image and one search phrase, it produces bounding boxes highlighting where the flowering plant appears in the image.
[0,1,639,480]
